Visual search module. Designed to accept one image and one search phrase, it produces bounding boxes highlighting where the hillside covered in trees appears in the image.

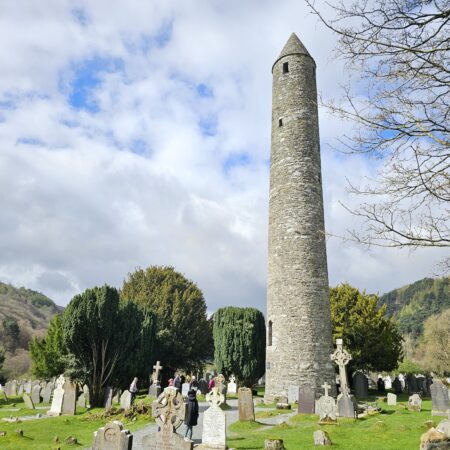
[379,276,450,337]
[0,282,63,379]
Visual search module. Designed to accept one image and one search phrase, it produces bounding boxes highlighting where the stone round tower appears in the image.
[265,33,335,401]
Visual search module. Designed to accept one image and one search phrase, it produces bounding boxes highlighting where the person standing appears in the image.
[174,373,182,393]
[189,375,199,392]
[130,377,138,405]
[208,376,215,392]
[184,389,199,442]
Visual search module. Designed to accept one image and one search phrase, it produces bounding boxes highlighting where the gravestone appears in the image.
[182,382,190,397]
[77,393,86,408]
[62,381,77,415]
[398,374,405,390]
[24,380,32,394]
[149,361,163,398]
[238,387,255,421]
[227,375,237,394]
[353,372,368,398]
[47,375,65,416]
[142,386,191,450]
[288,385,299,404]
[298,387,315,414]
[5,381,17,397]
[316,383,337,424]
[32,379,40,386]
[104,386,113,410]
[113,389,121,404]
[23,393,35,410]
[198,379,208,395]
[430,379,450,416]
[384,376,392,390]
[387,393,397,406]
[31,385,41,404]
[331,339,354,418]
[92,420,133,450]
[120,390,132,410]
[313,430,332,446]
[201,387,226,449]
[392,377,402,394]
[17,383,24,396]
[83,384,90,406]
[409,393,423,412]
[41,384,52,403]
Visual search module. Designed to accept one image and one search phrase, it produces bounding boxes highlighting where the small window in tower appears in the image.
[278,118,283,127]
[268,320,273,346]
[283,62,289,73]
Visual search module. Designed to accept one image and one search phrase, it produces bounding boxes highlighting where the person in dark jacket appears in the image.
[189,375,199,392]
[184,389,199,442]
[174,373,182,393]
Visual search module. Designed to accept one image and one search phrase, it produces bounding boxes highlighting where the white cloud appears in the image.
[0,0,445,311]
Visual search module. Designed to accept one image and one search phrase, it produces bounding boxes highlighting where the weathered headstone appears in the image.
[47,375,65,416]
[77,393,86,408]
[406,374,419,394]
[387,393,397,406]
[62,381,77,415]
[17,382,24,396]
[41,384,52,403]
[24,381,32,394]
[113,389,121,404]
[201,387,226,449]
[92,420,133,450]
[120,390,132,410]
[298,387,316,414]
[83,384,90,406]
[31,385,41,404]
[23,393,35,410]
[316,383,337,424]
[142,386,191,450]
[104,386,113,410]
[337,393,355,418]
[198,379,208,395]
[419,427,450,450]
[431,379,450,416]
[384,376,392,390]
[238,387,255,421]
[437,419,450,438]
[227,375,237,394]
[353,372,368,398]
[32,379,40,386]
[409,393,423,412]
[6,381,17,397]
[288,385,299,404]
[313,430,332,446]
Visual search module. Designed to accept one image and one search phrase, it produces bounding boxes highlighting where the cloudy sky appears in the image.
[0,0,446,310]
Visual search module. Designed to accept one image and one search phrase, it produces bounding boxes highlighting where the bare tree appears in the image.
[306,0,450,268]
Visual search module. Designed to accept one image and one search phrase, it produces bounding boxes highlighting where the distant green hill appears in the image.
[379,276,450,337]
[0,282,63,379]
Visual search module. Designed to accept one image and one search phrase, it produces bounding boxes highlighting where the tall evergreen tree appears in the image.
[121,266,211,375]
[62,285,156,407]
[213,307,265,387]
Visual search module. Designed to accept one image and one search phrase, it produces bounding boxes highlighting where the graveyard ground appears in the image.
[0,394,154,450]
[0,390,441,449]
[229,393,436,450]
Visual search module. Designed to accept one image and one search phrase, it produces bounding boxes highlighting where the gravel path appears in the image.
[131,399,241,449]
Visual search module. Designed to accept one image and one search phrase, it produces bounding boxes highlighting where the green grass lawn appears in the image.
[229,396,438,450]
[0,394,154,450]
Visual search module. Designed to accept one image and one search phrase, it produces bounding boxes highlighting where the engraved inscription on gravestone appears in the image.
[238,387,255,421]
[92,420,133,450]
[202,387,226,449]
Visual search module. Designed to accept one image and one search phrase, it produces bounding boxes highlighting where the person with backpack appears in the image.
[184,389,199,442]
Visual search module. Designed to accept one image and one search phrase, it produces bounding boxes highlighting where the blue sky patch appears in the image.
[71,7,88,26]
[196,83,214,98]
[16,137,45,146]
[129,139,150,155]
[198,114,218,137]
[62,57,124,112]
[223,152,251,173]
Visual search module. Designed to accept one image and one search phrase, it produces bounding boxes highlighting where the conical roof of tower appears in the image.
[272,33,314,71]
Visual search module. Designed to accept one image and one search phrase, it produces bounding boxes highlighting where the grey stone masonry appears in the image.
[265,32,335,401]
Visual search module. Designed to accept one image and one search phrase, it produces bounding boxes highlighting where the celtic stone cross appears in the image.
[152,387,185,431]
[206,386,224,407]
[330,338,352,395]
[229,375,236,383]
